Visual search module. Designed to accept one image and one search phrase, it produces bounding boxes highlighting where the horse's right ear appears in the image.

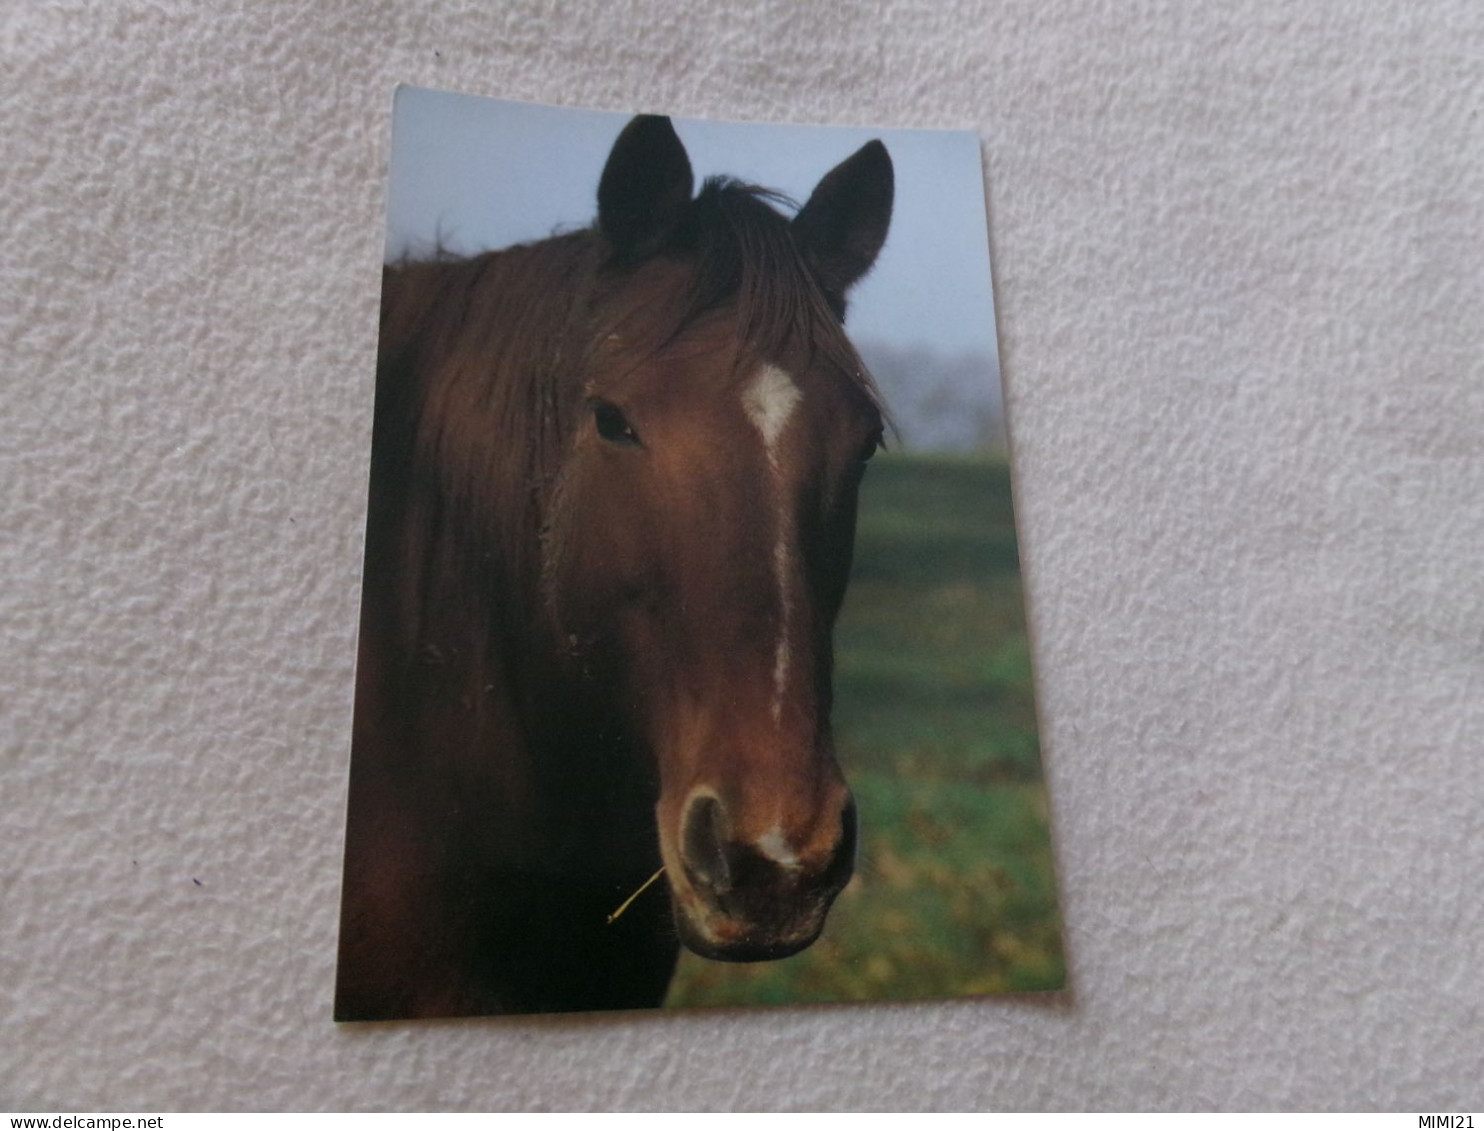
[598,115,694,259]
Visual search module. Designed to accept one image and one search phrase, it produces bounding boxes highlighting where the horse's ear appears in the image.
[598,115,694,258]
[792,140,894,310]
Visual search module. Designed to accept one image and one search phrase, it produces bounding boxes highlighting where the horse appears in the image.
[335,114,893,1019]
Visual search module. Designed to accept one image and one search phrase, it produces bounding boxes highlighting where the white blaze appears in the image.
[742,364,802,722]
[743,363,802,456]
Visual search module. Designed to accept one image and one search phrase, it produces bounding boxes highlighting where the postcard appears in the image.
[335,87,1062,1019]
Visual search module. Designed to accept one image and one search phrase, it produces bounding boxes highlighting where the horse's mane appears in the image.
[371,180,881,673]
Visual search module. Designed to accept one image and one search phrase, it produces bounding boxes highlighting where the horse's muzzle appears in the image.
[668,790,858,962]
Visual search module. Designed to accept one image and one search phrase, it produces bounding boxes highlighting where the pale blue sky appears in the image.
[384,87,1003,448]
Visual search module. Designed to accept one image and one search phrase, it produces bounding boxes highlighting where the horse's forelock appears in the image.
[688,179,883,410]
[595,179,883,412]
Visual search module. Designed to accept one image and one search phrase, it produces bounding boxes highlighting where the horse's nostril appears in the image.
[681,795,732,895]
[825,795,859,887]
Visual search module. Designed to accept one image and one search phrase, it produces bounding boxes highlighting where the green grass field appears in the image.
[664,451,1065,1008]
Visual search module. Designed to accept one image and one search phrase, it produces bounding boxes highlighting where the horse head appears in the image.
[542,116,893,961]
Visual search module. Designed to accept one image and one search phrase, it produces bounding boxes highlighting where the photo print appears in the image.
[335,88,1063,1020]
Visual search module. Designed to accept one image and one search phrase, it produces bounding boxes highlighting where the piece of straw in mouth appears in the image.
[606,867,665,925]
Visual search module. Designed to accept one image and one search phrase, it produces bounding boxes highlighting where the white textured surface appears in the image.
[3,0,1481,1112]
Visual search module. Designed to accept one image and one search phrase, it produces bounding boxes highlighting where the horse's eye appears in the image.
[593,400,641,447]
[858,429,883,465]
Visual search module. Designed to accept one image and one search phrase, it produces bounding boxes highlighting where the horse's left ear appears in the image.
[598,115,694,259]
[792,140,894,311]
